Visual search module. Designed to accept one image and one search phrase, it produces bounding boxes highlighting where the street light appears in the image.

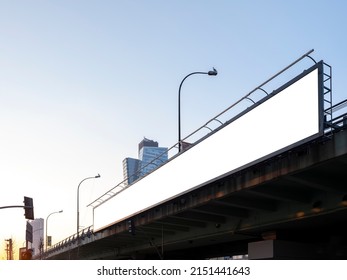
[178,68,218,152]
[45,210,63,252]
[77,174,100,239]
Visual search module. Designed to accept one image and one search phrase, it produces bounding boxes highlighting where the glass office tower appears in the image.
[123,157,141,185]
[138,138,168,177]
[139,146,168,177]
[123,138,168,184]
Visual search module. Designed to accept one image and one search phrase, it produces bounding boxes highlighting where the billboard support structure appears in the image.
[322,62,333,136]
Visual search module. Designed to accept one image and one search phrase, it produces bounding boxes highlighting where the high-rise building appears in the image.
[29,218,44,257]
[138,138,159,151]
[123,137,168,185]
[138,139,168,177]
[122,157,141,185]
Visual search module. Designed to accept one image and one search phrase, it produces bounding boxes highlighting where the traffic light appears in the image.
[23,196,34,220]
[47,236,52,247]
[127,219,135,235]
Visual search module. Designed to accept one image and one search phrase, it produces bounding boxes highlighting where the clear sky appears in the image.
[1,0,346,259]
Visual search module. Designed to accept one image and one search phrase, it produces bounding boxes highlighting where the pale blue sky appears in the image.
[1,0,346,258]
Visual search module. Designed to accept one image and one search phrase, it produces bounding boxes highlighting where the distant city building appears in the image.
[29,218,44,257]
[138,137,159,151]
[123,137,168,185]
[123,157,141,185]
[139,140,168,177]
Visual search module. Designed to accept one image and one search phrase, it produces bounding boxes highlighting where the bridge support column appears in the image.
[248,240,318,259]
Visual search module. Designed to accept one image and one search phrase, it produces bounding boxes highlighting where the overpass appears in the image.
[43,52,347,260]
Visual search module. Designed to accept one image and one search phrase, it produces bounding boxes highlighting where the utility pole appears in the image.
[5,239,13,260]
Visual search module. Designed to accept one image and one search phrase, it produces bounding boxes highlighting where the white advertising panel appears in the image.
[94,66,322,232]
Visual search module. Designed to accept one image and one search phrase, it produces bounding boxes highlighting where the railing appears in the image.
[325,98,347,134]
[43,226,94,258]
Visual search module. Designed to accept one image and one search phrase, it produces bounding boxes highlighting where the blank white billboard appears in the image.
[94,65,322,232]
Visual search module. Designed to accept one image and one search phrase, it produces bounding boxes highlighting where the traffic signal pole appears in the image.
[0,204,33,214]
[0,205,28,209]
[0,196,34,220]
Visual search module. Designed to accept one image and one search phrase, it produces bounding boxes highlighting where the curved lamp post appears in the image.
[45,210,63,252]
[178,68,218,152]
[77,174,100,239]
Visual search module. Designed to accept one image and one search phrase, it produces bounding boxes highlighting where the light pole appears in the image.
[178,68,218,152]
[45,210,63,252]
[77,174,100,239]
